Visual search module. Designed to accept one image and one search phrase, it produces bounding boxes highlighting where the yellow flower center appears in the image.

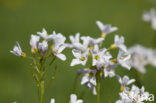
[112,59,117,63]
[31,48,38,54]
[80,57,85,61]
[95,55,99,60]
[89,45,94,50]
[120,85,124,92]
[22,53,26,58]
[110,44,117,50]
[101,33,106,38]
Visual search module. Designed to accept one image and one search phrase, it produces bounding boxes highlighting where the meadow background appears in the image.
[0,0,156,103]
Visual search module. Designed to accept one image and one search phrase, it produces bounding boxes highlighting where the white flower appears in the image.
[70,49,89,66]
[50,98,55,103]
[30,35,40,53]
[117,75,135,91]
[69,94,83,103]
[81,73,96,88]
[10,42,25,57]
[142,8,156,22]
[128,45,156,73]
[38,40,48,54]
[118,85,150,103]
[117,50,131,70]
[80,36,104,50]
[142,8,156,30]
[81,69,97,95]
[91,46,112,69]
[51,31,66,45]
[51,32,66,61]
[104,61,117,78]
[65,33,86,51]
[118,75,135,86]
[66,33,82,48]
[96,20,118,37]
[70,33,80,44]
[37,28,53,40]
[113,35,127,52]
[104,68,115,78]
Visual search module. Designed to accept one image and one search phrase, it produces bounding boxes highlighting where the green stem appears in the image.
[43,56,56,72]
[96,72,101,103]
[39,57,44,103]
[40,80,44,103]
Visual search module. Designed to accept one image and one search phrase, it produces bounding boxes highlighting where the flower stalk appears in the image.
[96,71,101,103]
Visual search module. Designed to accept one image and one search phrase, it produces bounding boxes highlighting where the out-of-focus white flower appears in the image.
[50,98,55,103]
[152,17,156,30]
[70,49,89,66]
[129,45,156,73]
[117,50,131,70]
[142,8,156,22]
[81,69,97,95]
[96,20,118,38]
[10,42,25,57]
[37,28,53,40]
[142,8,156,30]
[38,40,48,54]
[51,32,66,61]
[117,85,150,103]
[111,35,127,52]
[69,94,83,103]
[117,75,135,91]
[30,35,40,53]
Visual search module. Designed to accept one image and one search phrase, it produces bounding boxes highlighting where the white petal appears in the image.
[81,75,89,85]
[76,100,83,103]
[50,98,55,103]
[70,94,77,102]
[127,79,135,85]
[56,53,66,61]
[92,87,97,95]
[90,77,96,86]
[70,59,81,66]
[58,45,66,53]
[96,20,105,32]
[72,49,81,58]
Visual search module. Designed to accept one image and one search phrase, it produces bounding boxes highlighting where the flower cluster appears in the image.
[10,28,68,103]
[142,8,156,30]
[128,45,156,73]
[11,28,67,61]
[10,20,153,103]
[66,21,131,95]
[116,76,150,103]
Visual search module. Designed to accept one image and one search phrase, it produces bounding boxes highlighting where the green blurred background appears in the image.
[0,0,156,103]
